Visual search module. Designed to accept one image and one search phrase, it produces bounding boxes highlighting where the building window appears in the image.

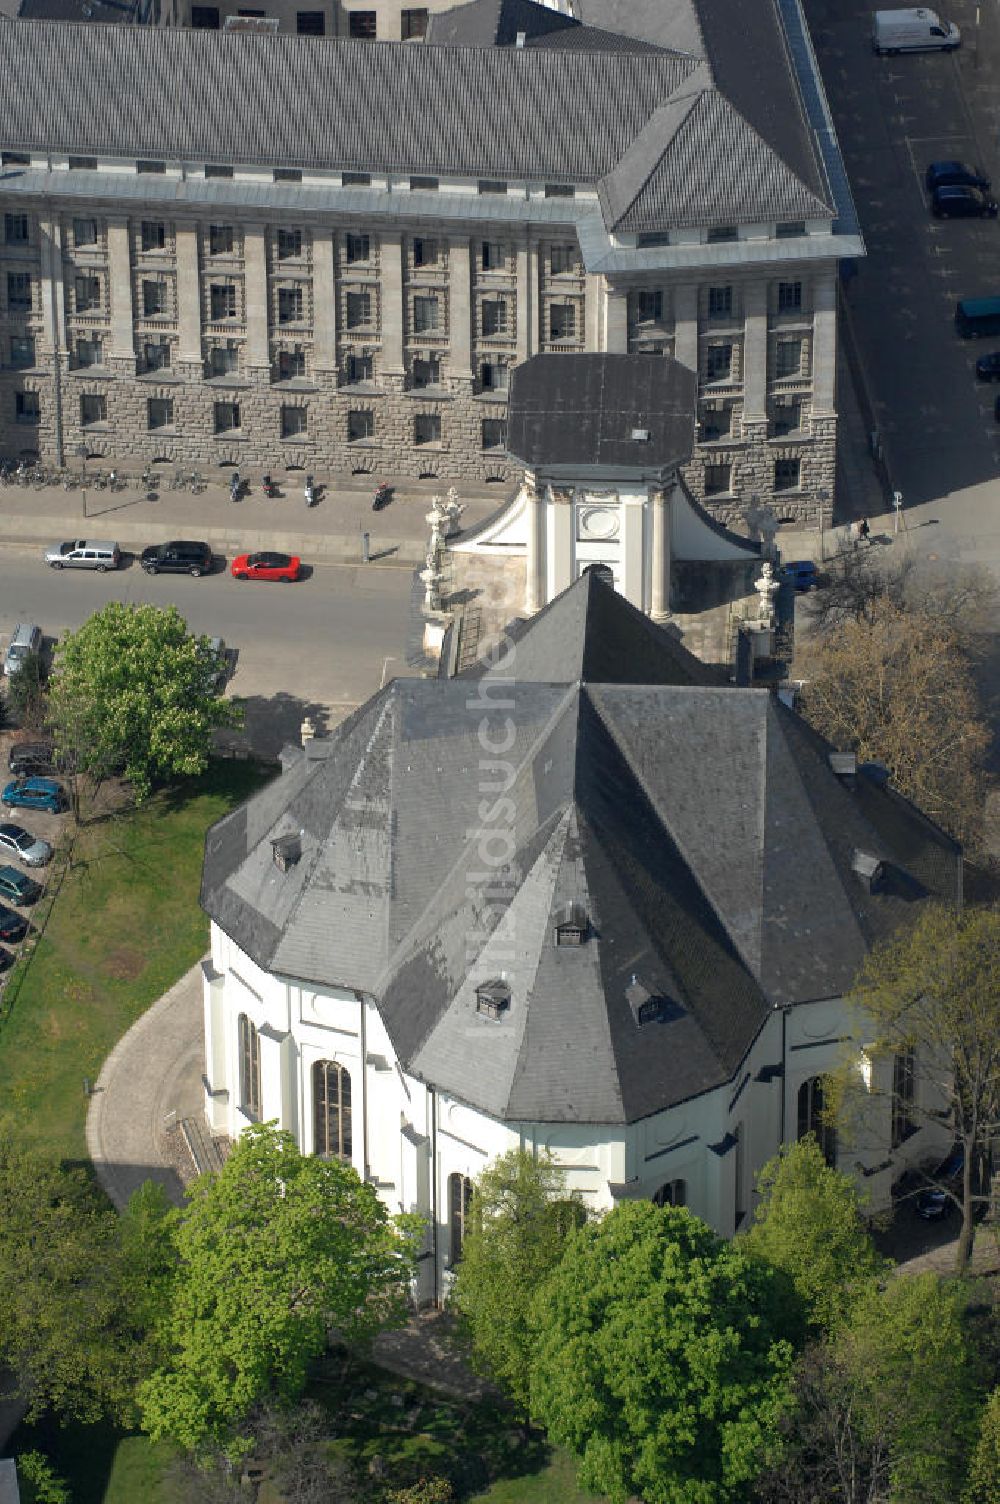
[448,1172,473,1264]
[481,418,506,450]
[274,167,302,183]
[278,286,304,324]
[891,1048,916,1149]
[410,176,438,192]
[205,164,234,180]
[208,224,235,256]
[349,10,376,36]
[7,273,31,312]
[75,335,103,368]
[704,463,731,496]
[774,337,803,380]
[777,221,806,238]
[345,290,372,329]
[142,279,167,318]
[15,391,39,425]
[478,180,507,195]
[412,294,439,334]
[206,342,239,378]
[313,1060,352,1158]
[637,232,671,248]
[345,233,370,264]
[549,303,576,340]
[414,412,441,445]
[733,1123,745,1227]
[773,457,801,492]
[277,345,306,380]
[634,289,663,324]
[480,360,507,391]
[143,339,171,372]
[238,1013,261,1119]
[190,5,220,25]
[281,404,308,438]
[10,335,34,368]
[772,399,802,437]
[778,280,803,313]
[544,183,575,198]
[699,405,731,442]
[348,407,374,441]
[549,243,576,275]
[74,275,101,313]
[141,220,165,252]
[705,343,733,382]
[412,355,441,388]
[342,172,371,187]
[147,396,174,430]
[481,240,505,271]
[481,298,508,337]
[413,236,438,268]
[277,227,303,260]
[137,159,166,174]
[210,283,237,321]
[296,9,324,31]
[401,6,428,37]
[4,214,27,244]
[68,156,97,171]
[2,152,30,167]
[707,285,733,319]
[652,1179,686,1208]
[214,400,241,433]
[80,393,106,427]
[797,1076,837,1167]
[707,224,738,243]
[345,352,373,384]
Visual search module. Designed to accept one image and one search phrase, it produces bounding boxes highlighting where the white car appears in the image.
[0,821,52,867]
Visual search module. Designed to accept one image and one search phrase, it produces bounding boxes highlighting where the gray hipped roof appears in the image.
[202,574,960,1127]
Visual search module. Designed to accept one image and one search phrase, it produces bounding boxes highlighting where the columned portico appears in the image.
[650,485,671,621]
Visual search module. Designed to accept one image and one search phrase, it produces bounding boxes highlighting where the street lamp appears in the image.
[817,487,829,562]
[76,443,87,519]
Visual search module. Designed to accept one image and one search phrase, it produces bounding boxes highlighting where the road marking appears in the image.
[379,656,397,688]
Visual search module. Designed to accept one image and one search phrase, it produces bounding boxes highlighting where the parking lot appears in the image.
[0,732,66,981]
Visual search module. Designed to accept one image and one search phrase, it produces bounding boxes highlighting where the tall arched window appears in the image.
[313,1060,352,1161]
[652,1179,686,1209]
[797,1075,837,1167]
[238,1013,261,1119]
[448,1172,473,1265]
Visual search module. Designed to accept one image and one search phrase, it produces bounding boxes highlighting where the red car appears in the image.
[231,551,302,583]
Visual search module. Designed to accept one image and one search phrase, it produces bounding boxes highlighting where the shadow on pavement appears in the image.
[217,689,334,761]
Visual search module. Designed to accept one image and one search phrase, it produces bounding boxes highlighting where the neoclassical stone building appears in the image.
[0,0,861,519]
[200,574,958,1304]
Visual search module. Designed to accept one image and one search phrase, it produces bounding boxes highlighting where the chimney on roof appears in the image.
[272,831,302,872]
[515,30,527,46]
[829,750,857,783]
[852,849,884,893]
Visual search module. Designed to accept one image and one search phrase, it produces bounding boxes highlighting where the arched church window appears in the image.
[237,1013,260,1119]
[448,1172,473,1265]
[797,1075,837,1167]
[652,1179,686,1209]
[313,1059,352,1161]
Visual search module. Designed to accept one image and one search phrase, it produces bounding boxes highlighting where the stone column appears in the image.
[585,271,601,350]
[175,223,202,365]
[516,242,536,362]
[380,231,405,379]
[311,227,337,375]
[742,281,768,420]
[243,222,270,373]
[523,475,545,614]
[811,273,836,416]
[446,236,472,381]
[548,485,573,598]
[621,492,643,609]
[37,213,66,355]
[106,218,135,363]
[604,285,628,352]
[649,485,672,621]
[672,283,698,373]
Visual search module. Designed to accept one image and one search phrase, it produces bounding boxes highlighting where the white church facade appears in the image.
[200,575,958,1304]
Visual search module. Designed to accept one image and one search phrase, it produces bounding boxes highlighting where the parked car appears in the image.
[0,903,28,942]
[0,822,52,867]
[7,741,55,777]
[1,777,67,814]
[926,159,991,193]
[199,635,228,693]
[3,622,43,679]
[140,540,213,577]
[231,551,302,583]
[0,866,40,905]
[43,540,120,572]
[915,1146,964,1219]
[0,947,13,974]
[931,185,999,218]
[781,559,819,592]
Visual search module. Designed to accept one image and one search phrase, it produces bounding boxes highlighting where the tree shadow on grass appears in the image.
[4,1413,132,1504]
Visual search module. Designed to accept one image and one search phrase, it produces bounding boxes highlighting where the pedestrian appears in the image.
[859,517,870,545]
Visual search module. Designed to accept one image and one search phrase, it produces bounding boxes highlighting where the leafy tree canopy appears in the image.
[48,602,241,800]
[449,1148,585,1413]
[529,1201,802,1504]
[744,1137,886,1332]
[139,1123,421,1454]
[966,1385,1000,1504]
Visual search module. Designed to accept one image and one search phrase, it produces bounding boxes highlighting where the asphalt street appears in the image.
[0,544,414,755]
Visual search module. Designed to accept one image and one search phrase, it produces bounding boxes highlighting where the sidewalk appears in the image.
[0,471,508,569]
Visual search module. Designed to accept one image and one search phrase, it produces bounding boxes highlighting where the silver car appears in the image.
[43,539,121,572]
[0,821,52,867]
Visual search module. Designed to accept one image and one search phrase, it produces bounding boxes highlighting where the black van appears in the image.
[140,539,214,577]
[955,296,1000,337]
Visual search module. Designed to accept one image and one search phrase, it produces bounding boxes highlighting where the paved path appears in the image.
[85,963,204,1210]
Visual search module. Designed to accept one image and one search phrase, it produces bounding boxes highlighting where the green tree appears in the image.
[744,1137,886,1332]
[449,1148,584,1413]
[139,1123,420,1454]
[530,1201,801,1504]
[48,602,241,800]
[16,1453,71,1504]
[839,905,1000,1271]
[966,1385,1000,1504]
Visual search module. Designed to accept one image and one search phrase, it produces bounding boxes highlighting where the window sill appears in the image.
[474,390,509,404]
[414,443,445,452]
[272,378,317,392]
[204,375,251,389]
[340,382,384,397]
[147,427,177,436]
[697,436,745,448]
[406,387,454,400]
[704,491,736,502]
[347,437,378,446]
[768,432,812,444]
[136,370,183,383]
[280,435,313,445]
[212,431,247,441]
[69,365,114,380]
[772,488,803,498]
[80,423,110,432]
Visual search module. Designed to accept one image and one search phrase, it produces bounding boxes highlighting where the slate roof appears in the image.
[506,353,697,472]
[426,0,580,47]
[202,573,960,1127]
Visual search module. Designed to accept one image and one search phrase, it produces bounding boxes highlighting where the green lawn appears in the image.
[0,758,272,1161]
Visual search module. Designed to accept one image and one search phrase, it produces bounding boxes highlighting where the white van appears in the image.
[872,8,960,52]
[3,622,42,677]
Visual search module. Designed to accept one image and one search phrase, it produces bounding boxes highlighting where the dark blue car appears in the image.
[916,1147,964,1219]
[0,777,67,814]
[782,560,819,592]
